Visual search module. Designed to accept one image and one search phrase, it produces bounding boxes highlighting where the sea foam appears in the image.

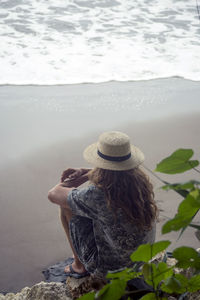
[0,0,200,85]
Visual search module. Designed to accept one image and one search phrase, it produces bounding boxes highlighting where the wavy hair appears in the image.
[88,167,157,230]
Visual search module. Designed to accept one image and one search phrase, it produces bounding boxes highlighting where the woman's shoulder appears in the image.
[74,184,104,199]
[83,184,104,196]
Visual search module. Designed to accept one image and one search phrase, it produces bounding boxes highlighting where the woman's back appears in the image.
[88,167,157,230]
[68,170,157,275]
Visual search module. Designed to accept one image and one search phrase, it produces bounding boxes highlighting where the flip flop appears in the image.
[65,264,90,279]
[63,257,74,270]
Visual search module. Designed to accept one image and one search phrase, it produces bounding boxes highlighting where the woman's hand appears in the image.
[60,168,91,188]
[61,168,77,182]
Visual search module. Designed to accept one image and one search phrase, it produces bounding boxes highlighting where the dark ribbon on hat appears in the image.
[97,150,131,162]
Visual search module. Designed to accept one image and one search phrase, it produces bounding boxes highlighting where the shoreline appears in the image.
[0,76,200,87]
[0,78,200,292]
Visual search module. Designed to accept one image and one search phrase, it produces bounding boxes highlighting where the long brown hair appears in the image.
[88,167,157,230]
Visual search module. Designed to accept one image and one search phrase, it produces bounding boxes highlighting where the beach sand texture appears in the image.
[0,78,200,293]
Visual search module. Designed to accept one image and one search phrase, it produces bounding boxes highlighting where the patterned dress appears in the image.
[67,185,156,276]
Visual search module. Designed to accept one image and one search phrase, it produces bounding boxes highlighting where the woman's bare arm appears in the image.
[48,168,91,208]
[48,183,72,208]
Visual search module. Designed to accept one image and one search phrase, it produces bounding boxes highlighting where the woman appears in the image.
[48,131,157,279]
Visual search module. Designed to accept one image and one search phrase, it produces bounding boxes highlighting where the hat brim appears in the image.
[83,143,145,171]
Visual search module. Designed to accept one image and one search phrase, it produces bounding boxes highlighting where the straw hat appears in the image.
[83,131,144,171]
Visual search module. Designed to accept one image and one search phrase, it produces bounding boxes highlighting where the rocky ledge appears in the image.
[0,282,71,300]
[1,250,200,300]
[0,275,106,300]
[1,276,200,300]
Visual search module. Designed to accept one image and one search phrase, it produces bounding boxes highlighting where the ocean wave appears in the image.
[0,0,200,85]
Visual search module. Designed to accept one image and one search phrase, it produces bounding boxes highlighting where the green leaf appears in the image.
[139,293,157,300]
[155,149,199,174]
[140,293,168,300]
[161,180,200,198]
[142,263,152,281]
[188,275,200,292]
[162,190,200,234]
[162,215,191,234]
[97,279,126,300]
[130,241,171,263]
[153,262,173,282]
[78,291,95,300]
[96,284,109,298]
[173,246,200,270]
[190,189,200,204]
[144,262,173,288]
[178,191,200,215]
[161,274,188,294]
[162,276,182,293]
[174,274,188,288]
[106,268,137,281]
[162,181,200,192]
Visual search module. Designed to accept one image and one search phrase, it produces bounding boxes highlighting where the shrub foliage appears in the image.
[79,149,200,300]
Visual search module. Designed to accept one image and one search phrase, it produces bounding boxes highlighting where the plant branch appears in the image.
[188,160,200,174]
[143,165,169,185]
[176,208,200,241]
[125,289,152,295]
[193,167,200,174]
[151,267,174,281]
[150,245,159,300]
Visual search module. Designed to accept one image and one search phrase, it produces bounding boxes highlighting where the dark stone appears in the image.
[42,258,74,283]
[122,277,154,299]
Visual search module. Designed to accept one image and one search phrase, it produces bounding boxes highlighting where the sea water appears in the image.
[0,0,200,162]
[1,1,200,293]
[0,0,200,85]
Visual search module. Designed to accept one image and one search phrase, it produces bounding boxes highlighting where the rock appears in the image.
[0,282,71,300]
[1,249,200,300]
[66,275,106,299]
[42,258,74,283]
[66,276,90,291]
[188,292,200,300]
[26,282,71,300]
[0,294,16,300]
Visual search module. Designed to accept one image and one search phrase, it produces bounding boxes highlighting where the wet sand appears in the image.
[0,78,200,292]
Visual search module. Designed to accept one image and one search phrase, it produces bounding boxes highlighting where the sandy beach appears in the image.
[0,78,200,293]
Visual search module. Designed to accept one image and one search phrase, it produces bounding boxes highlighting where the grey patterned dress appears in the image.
[67,185,156,276]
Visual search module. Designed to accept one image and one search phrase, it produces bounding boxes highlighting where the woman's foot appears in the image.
[64,261,89,278]
[65,263,90,279]
[64,261,87,274]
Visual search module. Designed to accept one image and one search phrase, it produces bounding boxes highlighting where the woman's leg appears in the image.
[69,216,98,274]
[60,207,87,273]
